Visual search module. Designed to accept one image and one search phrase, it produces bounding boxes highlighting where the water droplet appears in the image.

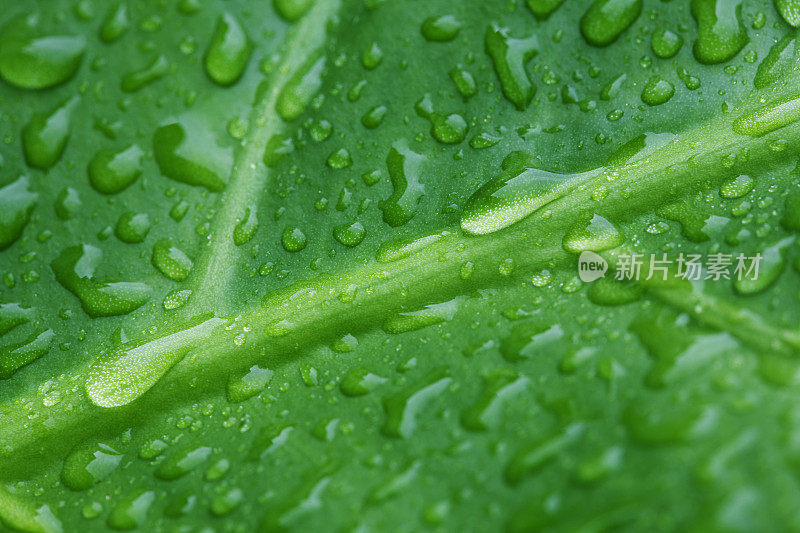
[263,133,294,167]
[651,28,684,58]
[0,14,86,89]
[641,76,675,106]
[782,191,800,231]
[120,54,168,92]
[88,145,144,194]
[99,3,129,43]
[340,367,386,397]
[691,0,748,64]
[775,0,800,27]
[485,24,538,110]
[273,0,314,22]
[501,321,564,362]
[754,34,799,89]
[51,245,153,318]
[587,276,642,305]
[526,0,565,19]
[383,297,463,334]
[153,116,232,191]
[204,13,252,86]
[326,147,352,169]
[421,15,461,42]
[461,151,594,235]
[375,231,446,263]
[22,96,79,170]
[361,104,387,129]
[115,212,151,243]
[0,303,33,338]
[449,66,477,99]
[606,132,676,166]
[623,398,701,444]
[61,442,122,491]
[233,205,259,246]
[504,423,585,485]
[54,187,81,220]
[211,488,243,517]
[162,289,192,310]
[85,317,227,407]
[734,237,794,295]
[279,226,305,252]
[414,94,468,144]
[580,0,642,47]
[333,221,365,247]
[380,140,426,227]
[732,94,800,137]
[563,215,623,253]
[150,239,192,281]
[107,489,155,530]
[0,329,54,379]
[247,425,292,461]
[276,53,325,121]
[362,41,383,69]
[227,365,273,402]
[460,369,528,431]
[719,174,754,199]
[0,176,37,250]
[381,367,452,438]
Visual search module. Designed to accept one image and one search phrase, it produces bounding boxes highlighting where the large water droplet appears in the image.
[562,214,624,253]
[526,0,565,19]
[276,53,325,121]
[99,3,130,43]
[227,365,273,402]
[754,34,799,89]
[107,489,154,530]
[485,24,538,110]
[775,0,800,27]
[85,317,227,408]
[155,446,212,480]
[204,13,252,87]
[273,0,315,22]
[151,239,193,281]
[153,116,232,191]
[120,54,168,93]
[61,442,122,491]
[0,176,37,250]
[580,0,642,47]
[732,94,800,137]
[0,329,54,379]
[50,245,153,318]
[691,0,748,64]
[381,367,452,438]
[734,237,794,295]
[382,297,464,334]
[88,145,143,194]
[233,205,259,246]
[380,140,426,227]
[22,96,79,170]
[420,15,461,42]
[0,14,86,89]
[461,151,595,235]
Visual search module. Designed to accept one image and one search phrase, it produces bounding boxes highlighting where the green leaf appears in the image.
[1,1,800,531]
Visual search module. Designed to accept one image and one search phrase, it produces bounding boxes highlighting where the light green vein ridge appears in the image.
[186,0,340,313]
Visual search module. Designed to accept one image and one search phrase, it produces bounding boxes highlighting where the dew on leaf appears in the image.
[382,297,463,334]
[651,28,684,58]
[754,35,799,89]
[22,96,79,170]
[88,145,144,194]
[733,237,794,295]
[0,329,54,379]
[326,147,352,169]
[204,13,252,87]
[381,367,452,438]
[0,176,37,250]
[99,3,129,43]
[227,365,273,402]
[504,423,585,485]
[485,24,538,110]
[61,442,122,491]
[281,226,307,252]
[775,0,800,27]
[580,0,643,47]
[51,245,153,318]
[719,174,755,199]
[380,140,426,227]
[263,133,295,168]
[641,76,675,106]
[333,221,366,247]
[691,0,748,64]
[361,105,387,129]
[449,66,477,99]
[0,14,86,89]
[233,205,259,246]
[276,53,325,121]
[115,212,151,243]
[153,117,232,191]
[121,54,169,92]
[420,15,461,42]
[362,41,383,69]
[273,0,315,22]
[152,239,193,281]
[526,0,566,19]
[107,489,155,530]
